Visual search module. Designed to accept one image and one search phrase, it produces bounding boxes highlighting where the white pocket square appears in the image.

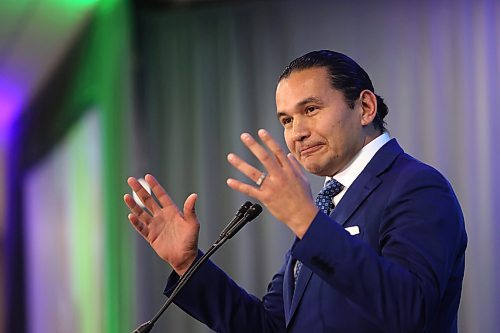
[345,226,360,235]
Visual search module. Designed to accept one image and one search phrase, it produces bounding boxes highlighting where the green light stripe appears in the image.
[93,1,135,332]
[43,0,135,331]
[67,112,104,333]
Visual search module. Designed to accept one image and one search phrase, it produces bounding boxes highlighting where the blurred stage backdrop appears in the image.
[1,0,499,332]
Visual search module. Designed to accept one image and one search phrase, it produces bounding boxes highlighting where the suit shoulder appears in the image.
[390,152,452,187]
[376,152,464,213]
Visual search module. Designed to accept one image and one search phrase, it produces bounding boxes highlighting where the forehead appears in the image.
[276,67,336,111]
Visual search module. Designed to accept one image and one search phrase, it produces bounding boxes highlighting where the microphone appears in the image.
[131,202,263,333]
[218,201,252,240]
[224,203,262,239]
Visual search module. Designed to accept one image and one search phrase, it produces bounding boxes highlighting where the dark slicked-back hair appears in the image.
[279,50,388,133]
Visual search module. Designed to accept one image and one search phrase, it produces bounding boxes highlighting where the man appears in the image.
[124,50,467,332]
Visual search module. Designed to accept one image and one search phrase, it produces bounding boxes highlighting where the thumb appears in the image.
[183,193,198,220]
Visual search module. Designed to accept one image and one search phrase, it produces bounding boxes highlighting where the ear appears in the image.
[359,90,377,126]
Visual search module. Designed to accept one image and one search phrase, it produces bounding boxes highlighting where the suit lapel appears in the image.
[284,238,314,326]
[332,139,402,226]
[331,173,381,226]
[288,263,312,323]
[283,254,294,324]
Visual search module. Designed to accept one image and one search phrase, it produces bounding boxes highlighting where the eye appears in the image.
[281,117,292,126]
[305,105,318,113]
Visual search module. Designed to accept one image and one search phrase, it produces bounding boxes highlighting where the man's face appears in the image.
[276,67,366,177]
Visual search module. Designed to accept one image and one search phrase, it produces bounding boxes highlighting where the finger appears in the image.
[227,178,261,200]
[183,193,198,221]
[144,174,177,210]
[240,133,281,174]
[287,153,305,178]
[227,153,264,184]
[258,129,290,169]
[127,177,161,214]
[128,213,150,240]
[124,194,153,225]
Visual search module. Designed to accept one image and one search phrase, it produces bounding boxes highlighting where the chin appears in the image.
[302,159,338,177]
[303,162,328,176]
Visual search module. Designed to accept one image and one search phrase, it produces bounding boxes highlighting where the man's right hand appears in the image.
[124,174,200,276]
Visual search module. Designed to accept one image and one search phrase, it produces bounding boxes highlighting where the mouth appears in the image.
[299,144,324,158]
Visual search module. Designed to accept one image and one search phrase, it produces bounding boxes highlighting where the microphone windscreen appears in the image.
[245,204,263,222]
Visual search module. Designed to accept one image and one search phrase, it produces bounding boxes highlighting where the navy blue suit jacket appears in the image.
[165,139,467,332]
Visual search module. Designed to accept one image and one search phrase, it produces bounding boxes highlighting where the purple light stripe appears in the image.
[0,75,25,140]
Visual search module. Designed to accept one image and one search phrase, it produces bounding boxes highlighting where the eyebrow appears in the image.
[297,96,324,106]
[277,96,324,119]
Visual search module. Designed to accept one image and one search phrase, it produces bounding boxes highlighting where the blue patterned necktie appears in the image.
[294,179,344,289]
[314,178,345,216]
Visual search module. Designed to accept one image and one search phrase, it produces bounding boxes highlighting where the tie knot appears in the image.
[321,178,344,197]
[315,179,344,215]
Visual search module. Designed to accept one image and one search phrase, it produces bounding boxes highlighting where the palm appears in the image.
[124,175,200,274]
[148,207,199,267]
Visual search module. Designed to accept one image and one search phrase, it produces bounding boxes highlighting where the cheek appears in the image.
[284,130,295,153]
[326,116,352,144]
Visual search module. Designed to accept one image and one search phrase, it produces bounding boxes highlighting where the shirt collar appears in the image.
[326,132,391,204]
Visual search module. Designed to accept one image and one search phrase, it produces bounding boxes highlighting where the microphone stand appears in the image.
[132,203,263,333]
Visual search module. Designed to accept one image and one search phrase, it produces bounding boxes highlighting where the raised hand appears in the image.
[124,174,199,276]
[226,129,319,238]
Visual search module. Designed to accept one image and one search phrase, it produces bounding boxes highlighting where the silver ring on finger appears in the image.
[256,172,267,186]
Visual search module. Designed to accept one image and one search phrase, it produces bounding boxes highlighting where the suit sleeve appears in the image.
[292,166,466,332]
[163,250,287,333]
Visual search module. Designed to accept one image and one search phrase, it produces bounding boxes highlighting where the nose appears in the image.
[291,117,310,142]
